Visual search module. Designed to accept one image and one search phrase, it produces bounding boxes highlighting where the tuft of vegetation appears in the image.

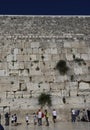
[74,58,86,66]
[56,60,69,75]
[38,93,52,107]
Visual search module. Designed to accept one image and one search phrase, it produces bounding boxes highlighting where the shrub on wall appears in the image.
[56,60,69,75]
[38,93,52,107]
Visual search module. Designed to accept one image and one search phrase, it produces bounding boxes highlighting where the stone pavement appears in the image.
[4,122,90,130]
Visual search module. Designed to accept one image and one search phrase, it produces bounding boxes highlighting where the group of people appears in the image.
[71,108,90,122]
[11,114,17,125]
[25,108,57,126]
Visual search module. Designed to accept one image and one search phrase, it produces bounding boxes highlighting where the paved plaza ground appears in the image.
[3,122,90,130]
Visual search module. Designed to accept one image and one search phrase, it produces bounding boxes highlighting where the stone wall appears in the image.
[0,16,90,114]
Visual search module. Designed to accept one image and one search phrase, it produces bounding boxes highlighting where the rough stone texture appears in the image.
[0,16,90,120]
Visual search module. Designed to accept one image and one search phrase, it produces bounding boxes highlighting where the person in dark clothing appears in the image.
[5,112,9,126]
[87,108,90,121]
[0,124,4,130]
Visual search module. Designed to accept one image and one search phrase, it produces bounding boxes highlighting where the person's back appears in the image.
[0,124,4,130]
[52,109,57,123]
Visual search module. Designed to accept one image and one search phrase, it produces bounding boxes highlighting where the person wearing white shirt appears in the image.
[52,109,57,123]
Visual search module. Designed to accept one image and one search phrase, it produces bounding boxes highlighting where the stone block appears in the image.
[30,55,37,61]
[50,48,57,54]
[68,97,84,105]
[7,54,13,62]
[44,48,51,54]
[31,42,40,48]
[70,89,77,96]
[32,48,38,54]
[55,75,67,82]
[79,82,90,91]
[16,54,24,61]
[70,82,78,88]
[64,41,72,48]
[43,54,51,61]
[0,70,6,76]
[30,69,42,76]
[26,48,32,54]
[71,41,80,48]
[19,62,24,69]
[81,54,89,60]
[74,67,83,75]
[14,48,18,55]
[51,54,60,61]
[66,54,73,61]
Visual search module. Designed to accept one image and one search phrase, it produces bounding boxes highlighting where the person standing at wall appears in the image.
[37,109,43,126]
[5,112,9,126]
[44,109,49,126]
[25,113,29,125]
[33,112,37,125]
[52,109,57,123]
[71,108,76,122]
[0,114,1,124]
[0,124,4,130]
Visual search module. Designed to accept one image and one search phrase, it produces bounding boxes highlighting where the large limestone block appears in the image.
[82,67,88,74]
[17,54,24,61]
[26,48,32,54]
[13,62,19,69]
[78,47,89,54]
[81,54,89,60]
[31,42,40,48]
[30,55,37,61]
[51,54,60,61]
[31,75,44,83]
[51,82,65,91]
[43,54,51,61]
[70,82,78,88]
[0,62,7,70]
[30,69,42,76]
[19,62,24,69]
[64,41,72,48]
[32,48,39,54]
[70,89,77,96]
[55,75,67,82]
[8,70,19,76]
[68,97,84,105]
[52,96,63,106]
[0,70,6,76]
[79,82,90,91]
[44,48,51,54]
[14,48,18,55]
[39,83,49,90]
[50,48,57,54]
[78,91,90,95]
[29,83,40,91]
[7,54,13,62]
[74,67,83,75]
[71,40,80,48]
[19,69,29,76]
[66,54,73,61]
[75,53,80,58]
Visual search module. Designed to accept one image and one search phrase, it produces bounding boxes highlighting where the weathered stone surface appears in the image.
[79,82,90,91]
[0,16,90,113]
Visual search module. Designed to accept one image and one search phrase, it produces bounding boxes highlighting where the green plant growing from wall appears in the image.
[38,92,52,107]
[56,60,69,75]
